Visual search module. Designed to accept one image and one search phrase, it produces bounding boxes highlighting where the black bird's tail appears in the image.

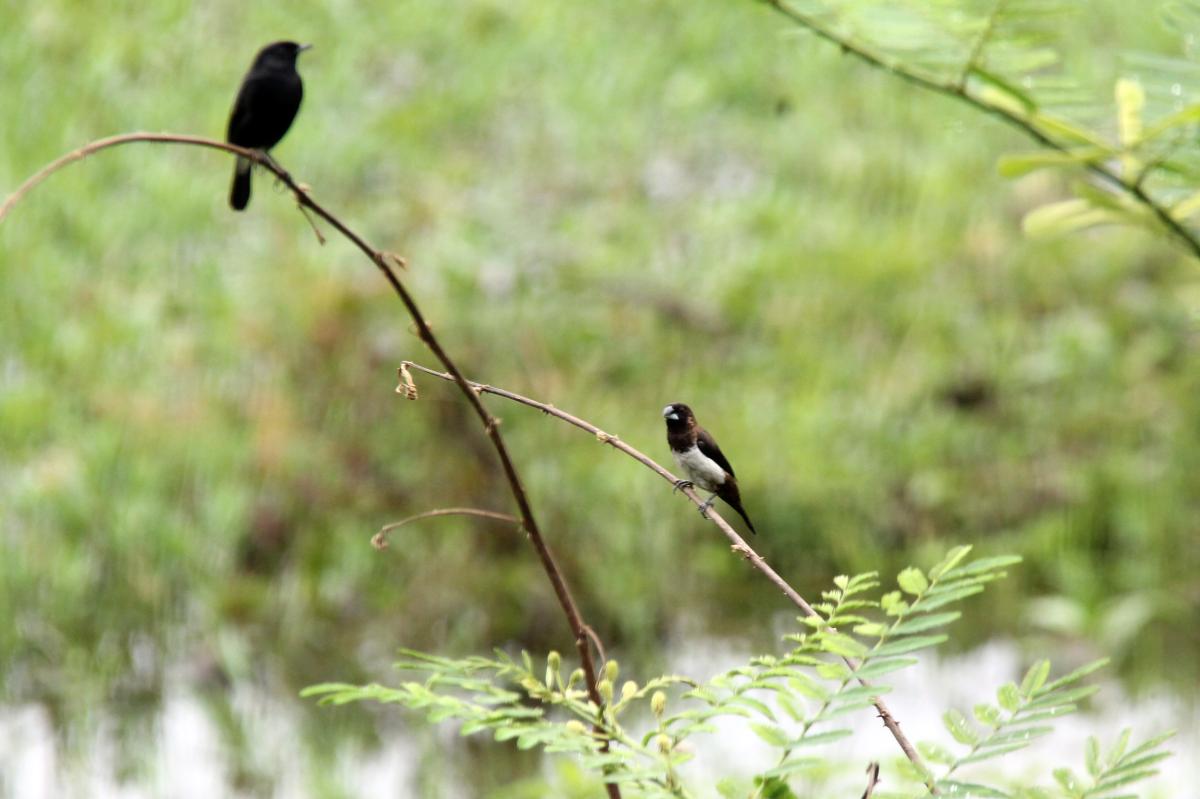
[230,157,252,210]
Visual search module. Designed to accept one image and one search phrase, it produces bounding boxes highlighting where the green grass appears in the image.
[2,0,1199,792]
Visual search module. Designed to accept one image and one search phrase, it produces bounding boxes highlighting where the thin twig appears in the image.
[372,507,520,550]
[861,762,882,799]
[296,200,327,245]
[0,133,251,221]
[1,132,622,799]
[398,360,935,789]
[958,0,1006,90]
[760,0,1200,260]
[582,624,608,668]
[1134,132,1189,191]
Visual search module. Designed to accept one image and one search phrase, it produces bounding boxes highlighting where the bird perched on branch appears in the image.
[225,41,310,210]
[662,403,757,534]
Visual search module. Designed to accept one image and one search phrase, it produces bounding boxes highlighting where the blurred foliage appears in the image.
[1,0,1199,793]
[305,550,1173,798]
[765,0,1200,252]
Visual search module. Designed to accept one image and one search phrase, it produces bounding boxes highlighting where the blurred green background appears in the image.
[1,0,1198,795]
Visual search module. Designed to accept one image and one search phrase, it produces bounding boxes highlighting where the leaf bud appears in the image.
[651,691,667,718]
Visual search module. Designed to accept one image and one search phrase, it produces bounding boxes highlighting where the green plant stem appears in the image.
[755,589,863,799]
[759,0,1200,260]
[958,0,1007,90]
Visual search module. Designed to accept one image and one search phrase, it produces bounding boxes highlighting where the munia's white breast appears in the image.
[673,446,728,492]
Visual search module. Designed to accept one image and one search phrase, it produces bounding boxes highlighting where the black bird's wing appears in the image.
[695,427,735,477]
[226,79,258,145]
[694,424,756,534]
[226,72,303,149]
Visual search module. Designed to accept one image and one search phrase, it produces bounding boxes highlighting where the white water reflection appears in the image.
[1,640,1195,797]
[0,682,422,798]
[670,639,1197,797]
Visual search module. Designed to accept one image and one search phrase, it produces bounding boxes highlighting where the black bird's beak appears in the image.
[298,43,313,53]
[662,405,679,421]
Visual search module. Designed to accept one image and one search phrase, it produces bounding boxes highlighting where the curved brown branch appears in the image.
[398,363,812,608]
[2,132,621,799]
[398,360,934,788]
[372,507,521,550]
[0,133,258,221]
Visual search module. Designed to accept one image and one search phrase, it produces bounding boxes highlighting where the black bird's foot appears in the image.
[698,496,716,517]
[672,479,694,494]
[260,152,295,187]
[262,151,285,174]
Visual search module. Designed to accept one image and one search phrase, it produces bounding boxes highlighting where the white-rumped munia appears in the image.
[663,402,757,534]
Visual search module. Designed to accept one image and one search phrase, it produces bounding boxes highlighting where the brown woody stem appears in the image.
[399,359,935,789]
[1,132,622,799]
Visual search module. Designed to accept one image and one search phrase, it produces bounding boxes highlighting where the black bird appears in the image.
[663,403,757,534]
[226,41,310,211]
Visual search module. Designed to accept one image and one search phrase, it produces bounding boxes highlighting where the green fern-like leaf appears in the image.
[922,656,1113,796]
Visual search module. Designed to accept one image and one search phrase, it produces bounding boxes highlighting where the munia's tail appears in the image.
[730,502,757,535]
[718,481,757,535]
